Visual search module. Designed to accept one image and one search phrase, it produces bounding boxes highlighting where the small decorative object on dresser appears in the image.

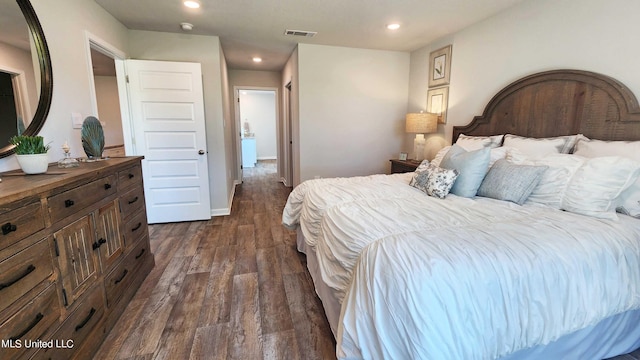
[9,135,50,174]
[389,158,420,174]
[399,152,408,161]
[81,116,105,159]
[57,140,80,168]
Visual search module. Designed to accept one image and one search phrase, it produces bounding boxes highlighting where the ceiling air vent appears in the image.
[284,29,317,37]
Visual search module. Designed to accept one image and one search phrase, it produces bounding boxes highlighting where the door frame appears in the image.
[233,86,280,182]
[83,31,133,155]
[0,65,32,128]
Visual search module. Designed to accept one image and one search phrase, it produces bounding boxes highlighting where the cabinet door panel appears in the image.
[95,200,123,271]
[54,216,99,307]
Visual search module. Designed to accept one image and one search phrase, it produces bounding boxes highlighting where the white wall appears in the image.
[94,75,124,147]
[128,30,231,215]
[282,47,299,186]
[297,44,409,182]
[239,90,277,160]
[408,0,640,159]
[218,43,234,215]
[0,0,129,172]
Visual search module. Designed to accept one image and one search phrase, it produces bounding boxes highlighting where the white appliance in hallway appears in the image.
[124,59,211,223]
[241,137,257,168]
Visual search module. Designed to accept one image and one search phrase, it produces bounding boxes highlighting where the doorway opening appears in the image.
[87,40,126,157]
[234,87,278,181]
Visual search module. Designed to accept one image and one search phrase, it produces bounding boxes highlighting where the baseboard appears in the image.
[210,181,241,217]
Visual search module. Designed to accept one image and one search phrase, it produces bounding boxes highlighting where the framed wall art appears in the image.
[427,87,449,124]
[428,45,452,87]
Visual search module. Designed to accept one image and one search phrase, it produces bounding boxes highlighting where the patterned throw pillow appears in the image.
[410,164,459,199]
[426,165,459,199]
[415,159,430,172]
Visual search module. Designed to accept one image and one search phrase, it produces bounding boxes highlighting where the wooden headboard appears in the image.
[452,69,640,143]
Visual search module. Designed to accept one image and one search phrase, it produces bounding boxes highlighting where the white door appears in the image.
[125,59,211,223]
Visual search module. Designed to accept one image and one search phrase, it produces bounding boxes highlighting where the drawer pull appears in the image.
[10,312,43,341]
[128,196,139,205]
[64,199,75,208]
[0,264,36,290]
[128,173,135,179]
[92,238,107,250]
[104,183,112,190]
[75,308,96,332]
[132,222,142,232]
[135,248,146,259]
[1,222,17,235]
[114,269,128,284]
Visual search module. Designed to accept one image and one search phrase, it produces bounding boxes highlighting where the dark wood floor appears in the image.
[95,161,336,359]
[95,160,640,360]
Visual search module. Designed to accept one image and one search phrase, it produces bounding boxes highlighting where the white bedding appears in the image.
[282,174,640,359]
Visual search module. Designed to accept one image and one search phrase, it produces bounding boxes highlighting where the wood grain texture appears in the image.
[453,69,640,142]
[94,161,337,360]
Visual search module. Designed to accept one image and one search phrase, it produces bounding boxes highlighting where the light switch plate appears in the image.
[71,112,83,129]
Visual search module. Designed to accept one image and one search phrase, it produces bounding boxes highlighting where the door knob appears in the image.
[198,150,205,155]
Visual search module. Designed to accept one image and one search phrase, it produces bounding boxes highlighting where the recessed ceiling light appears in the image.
[183,1,200,9]
[387,23,401,30]
[252,57,262,63]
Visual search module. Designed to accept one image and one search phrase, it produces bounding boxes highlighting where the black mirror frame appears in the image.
[1,0,53,158]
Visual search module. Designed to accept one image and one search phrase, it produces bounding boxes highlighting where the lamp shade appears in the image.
[405,112,438,134]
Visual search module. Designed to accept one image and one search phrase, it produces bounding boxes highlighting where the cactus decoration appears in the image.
[81,116,105,159]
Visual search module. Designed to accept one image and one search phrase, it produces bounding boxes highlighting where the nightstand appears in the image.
[389,159,421,174]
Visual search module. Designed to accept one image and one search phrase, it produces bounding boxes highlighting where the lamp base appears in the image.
[413,134,425,161]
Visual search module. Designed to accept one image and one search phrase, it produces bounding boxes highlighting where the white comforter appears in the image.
[282,174,640,359]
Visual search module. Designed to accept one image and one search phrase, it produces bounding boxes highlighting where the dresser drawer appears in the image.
[117,164,143,192]
[0,202,45,251]
[36,285,105,360]
[123,209,148,250]
[104,238,150,307]
[119,186,145,221]
[0,239,53,314]
[0,284,60,360]
[48,175,118,223]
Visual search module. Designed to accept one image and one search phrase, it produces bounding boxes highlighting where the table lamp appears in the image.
[405,112,437,161]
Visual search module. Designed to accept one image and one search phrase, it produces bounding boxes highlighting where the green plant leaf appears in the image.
[9,135,50,155]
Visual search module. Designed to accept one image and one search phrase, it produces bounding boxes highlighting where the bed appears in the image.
[282,69,640,359]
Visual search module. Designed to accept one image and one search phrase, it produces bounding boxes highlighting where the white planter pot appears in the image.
[16,153,50,174]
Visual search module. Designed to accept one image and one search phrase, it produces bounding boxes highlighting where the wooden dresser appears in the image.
[0,157,154,360]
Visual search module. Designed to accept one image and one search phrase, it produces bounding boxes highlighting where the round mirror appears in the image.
[0,0,52,158]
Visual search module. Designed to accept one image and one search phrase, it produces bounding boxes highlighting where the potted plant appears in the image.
[10,135,51,174]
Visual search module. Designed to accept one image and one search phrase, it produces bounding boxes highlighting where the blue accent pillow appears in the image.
[439,144,491,198]
[476,159,548,205]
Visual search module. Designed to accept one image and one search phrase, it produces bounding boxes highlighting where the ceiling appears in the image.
[94,0,526,71]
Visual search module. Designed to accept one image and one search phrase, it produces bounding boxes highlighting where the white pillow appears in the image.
[508,150,585,209]
[574,138,640,218]
[455,134,503,151]
[503,134,582,157]
[430,146,451,168]
[573,138,640,158]
[561,156,640,220]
